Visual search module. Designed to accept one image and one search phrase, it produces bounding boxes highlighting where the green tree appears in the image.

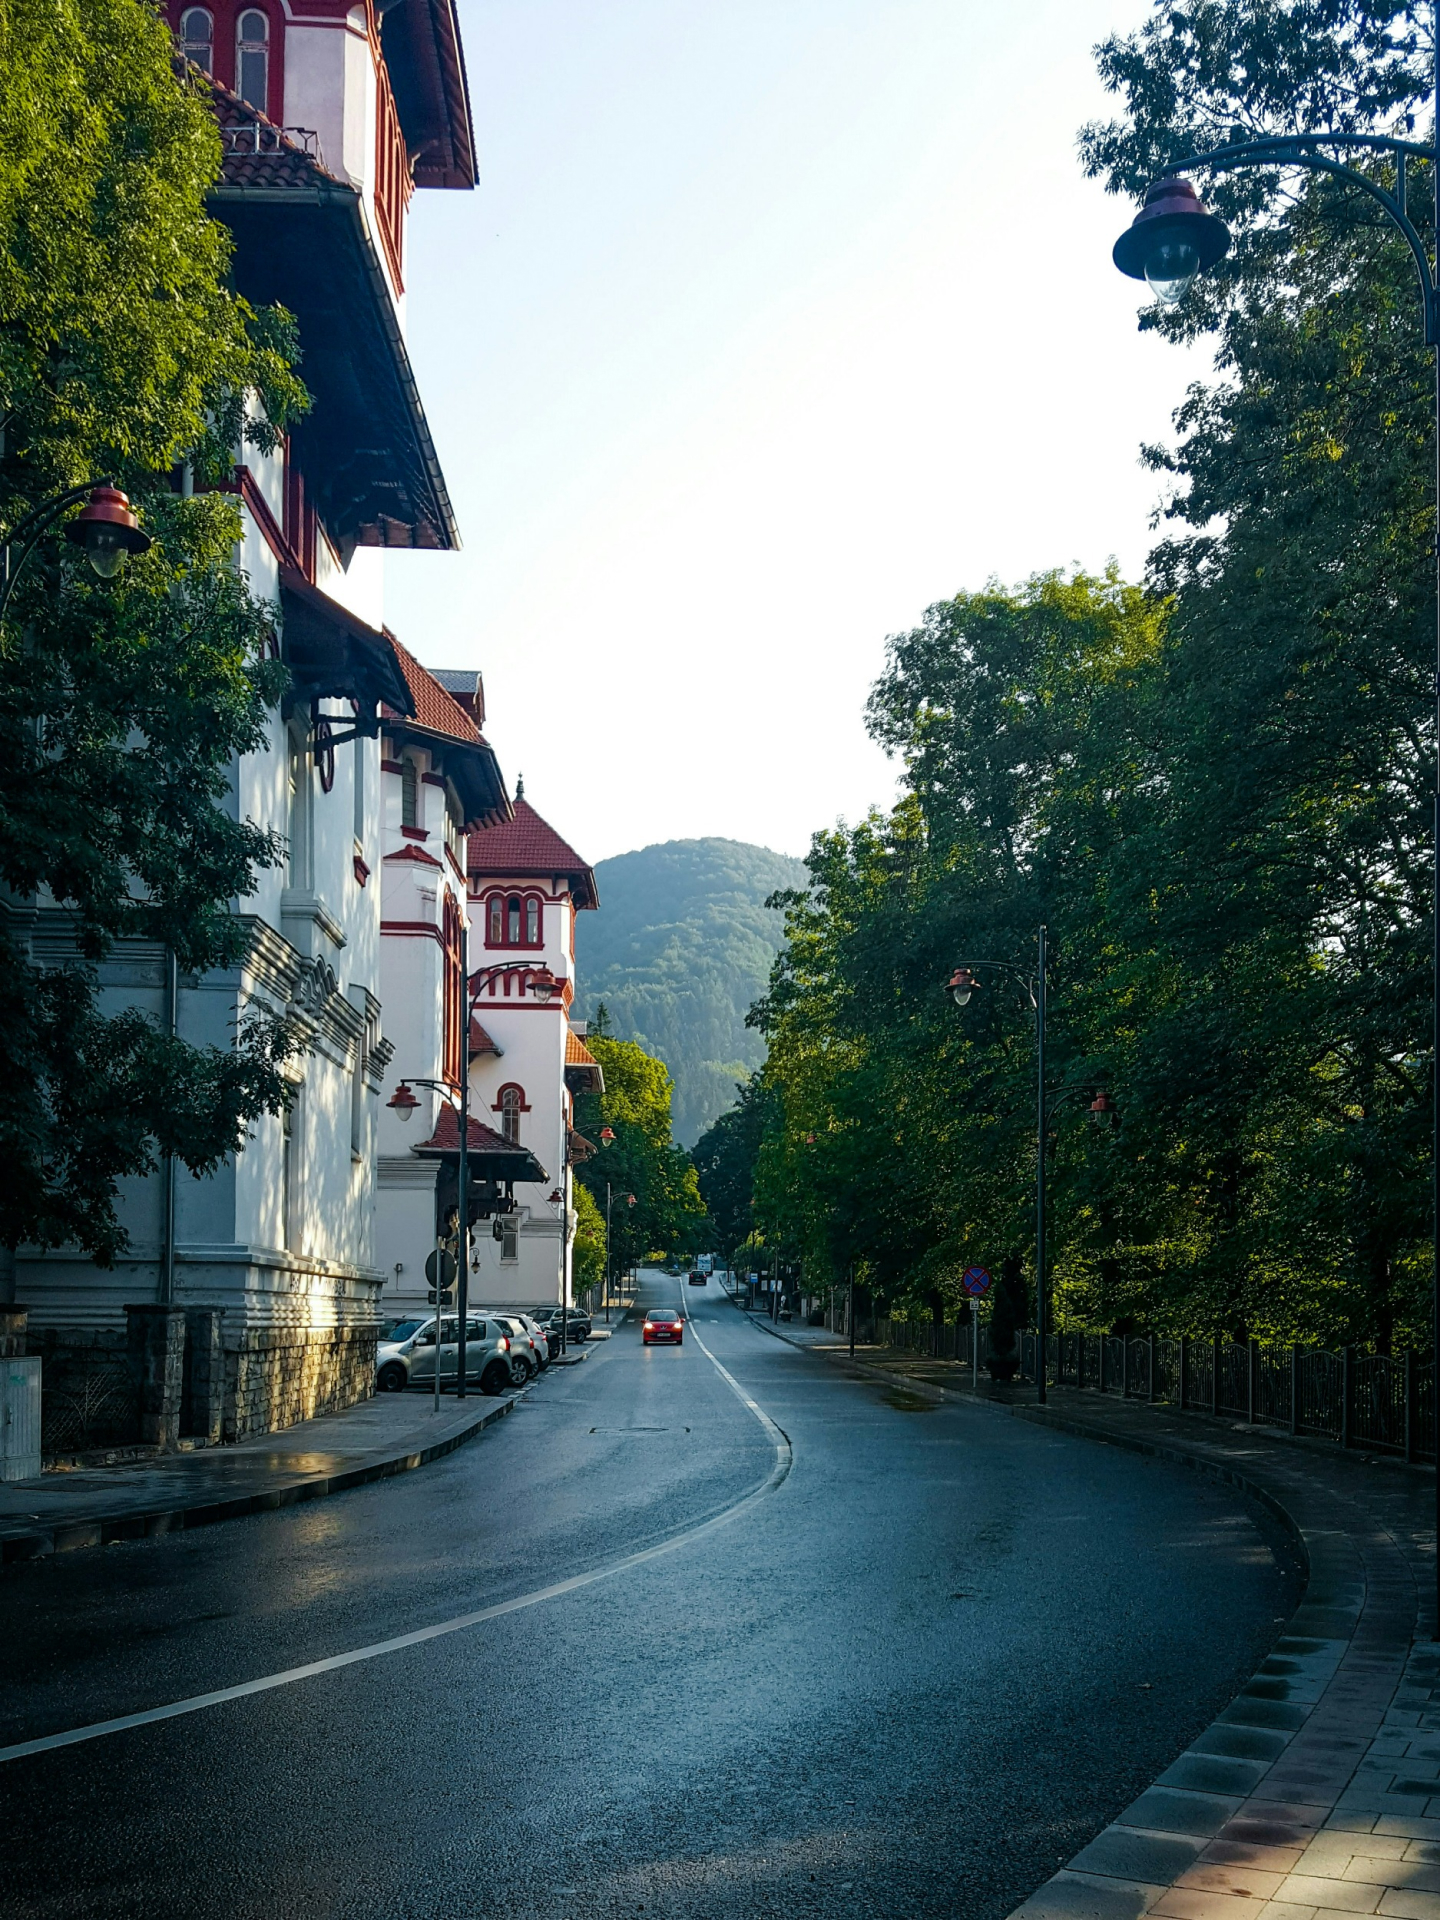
[571,1179,606,1302]
[575,1008,706,1269]
[690,1072,777,1258]
[0,0,309,1263]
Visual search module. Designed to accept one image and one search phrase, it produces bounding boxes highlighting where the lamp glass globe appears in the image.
[84,526,128,579]
[1144,236,1200,305]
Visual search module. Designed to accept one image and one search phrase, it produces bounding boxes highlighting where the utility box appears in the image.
[0,1356,42,1481]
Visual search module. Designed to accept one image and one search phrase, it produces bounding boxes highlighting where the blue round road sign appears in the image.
[961,1265,992,1298]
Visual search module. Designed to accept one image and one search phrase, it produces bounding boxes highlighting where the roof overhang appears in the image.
[385,715,510,829]
[379,0,478,190]
[280,570,415,725]
[210,180,459,551]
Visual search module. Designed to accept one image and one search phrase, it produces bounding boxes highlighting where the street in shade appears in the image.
[0,1271,1298,1919]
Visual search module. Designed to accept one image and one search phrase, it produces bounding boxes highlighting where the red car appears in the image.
[643,1309,683,1345]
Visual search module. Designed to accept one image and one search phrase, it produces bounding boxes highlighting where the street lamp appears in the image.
[1,480,152,624]
[947,926,1119,1402]
[1108,44,1440,1621]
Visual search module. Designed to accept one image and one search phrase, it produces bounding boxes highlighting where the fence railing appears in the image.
[867,1317,1435,1465]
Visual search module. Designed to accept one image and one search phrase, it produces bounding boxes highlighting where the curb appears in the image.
[1,1385,531,1566]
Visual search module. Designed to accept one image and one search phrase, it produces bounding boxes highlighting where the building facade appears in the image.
[376,793,601,1319]
[11,1,491,1446]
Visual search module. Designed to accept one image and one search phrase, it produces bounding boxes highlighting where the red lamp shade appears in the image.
[599,1126,615,1145]
[65,485,152,578]
[948,967,977,1008]
[1088,1090,1120,1129]
[387,1082,420,1122]
[1113,177,1230,305]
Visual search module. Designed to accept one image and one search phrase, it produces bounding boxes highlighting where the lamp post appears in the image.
[948,927,1119,1402]
[1106,47,1440,1619]
[598,1125,616,1320]
[1,480,152,624]
[389,957,559,1393]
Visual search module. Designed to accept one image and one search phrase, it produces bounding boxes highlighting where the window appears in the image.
[442,896,464,1086]
[180,6,213,71]
[281,1089,300,1250]
[400,756,419,829]
[353,731,366,844]
[500,1087,522,1145]
[286,729,309,886]
[500,1220,518,1263]
[444,787,464,870]
[236,9,269,114]
[485,889,543,948]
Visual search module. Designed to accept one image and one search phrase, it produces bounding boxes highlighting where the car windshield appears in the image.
[647,1312,679,1324]
[388,1319,427,1343]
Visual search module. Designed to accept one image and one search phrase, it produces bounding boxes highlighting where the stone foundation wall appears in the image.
[34,1327,140,1454]
[224,1324,377,1442]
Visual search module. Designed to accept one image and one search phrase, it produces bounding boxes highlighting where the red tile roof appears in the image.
[467,799,599,908]
[195,69,349,192]
[383,634,480,744]
[469,1018,501,1055]
[565,1031,599,1068]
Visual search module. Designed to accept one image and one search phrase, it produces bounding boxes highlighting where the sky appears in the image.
[385,0,1209,864]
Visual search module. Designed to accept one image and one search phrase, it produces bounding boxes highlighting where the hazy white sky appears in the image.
[385,0,1207,864]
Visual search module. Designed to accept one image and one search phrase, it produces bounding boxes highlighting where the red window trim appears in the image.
[481,887,546,950]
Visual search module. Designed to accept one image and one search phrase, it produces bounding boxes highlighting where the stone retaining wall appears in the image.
[224,1325,377,1442]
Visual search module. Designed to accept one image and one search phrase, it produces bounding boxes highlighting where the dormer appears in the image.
[170,0,476,303]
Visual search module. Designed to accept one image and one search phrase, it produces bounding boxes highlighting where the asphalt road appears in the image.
[0,1274,1300,1919]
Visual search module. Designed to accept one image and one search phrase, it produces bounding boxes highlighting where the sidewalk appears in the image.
[0,1383,533,1565]
[747,1310,1440,1920]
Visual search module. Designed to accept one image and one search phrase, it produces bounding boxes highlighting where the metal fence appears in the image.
[40,1352,140,1456]
[870,1318,1435,1465]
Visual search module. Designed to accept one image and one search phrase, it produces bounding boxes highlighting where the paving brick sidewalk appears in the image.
[746,1309,1440,1920]
[0,1382,533,1564]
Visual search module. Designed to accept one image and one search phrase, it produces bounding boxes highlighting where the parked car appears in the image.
[489,1313,545,1382]
[531,1307,591,1343]
[375,1316,515,1395]
[512,1313,552,1370]
[642,1309,684,1346]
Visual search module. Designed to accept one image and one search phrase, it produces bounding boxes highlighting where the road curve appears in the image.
[0,1273,1298,1918]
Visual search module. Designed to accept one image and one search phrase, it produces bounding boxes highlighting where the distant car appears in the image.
[643,1309,683,1346]
[375,1315,515,1395]
[687,1270,707,1286]
[532,1308,591,1343]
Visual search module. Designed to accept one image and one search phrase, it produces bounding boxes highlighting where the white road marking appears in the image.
[1,1286,790,1769]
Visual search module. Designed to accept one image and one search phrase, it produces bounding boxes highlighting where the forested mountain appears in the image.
[574,839,805,1146]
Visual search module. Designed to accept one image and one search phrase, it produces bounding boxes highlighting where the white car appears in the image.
[376,1314,516,1395]
[489,1313,546,1382]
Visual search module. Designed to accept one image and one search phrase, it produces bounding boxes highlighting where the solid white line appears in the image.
[0,1284,791,1769]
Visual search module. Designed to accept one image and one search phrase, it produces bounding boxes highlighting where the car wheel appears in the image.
[376,1362,407,1393]
[480,1361,509,1396]
[511,1360,531,1386]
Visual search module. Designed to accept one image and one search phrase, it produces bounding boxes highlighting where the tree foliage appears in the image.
[574,1010,707,1269]
[0,0,309,1261]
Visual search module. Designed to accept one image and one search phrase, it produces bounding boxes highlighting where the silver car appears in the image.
[375,1315,516,1396]
[491,1313,547,1380]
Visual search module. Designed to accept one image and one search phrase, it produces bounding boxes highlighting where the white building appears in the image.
[376,790,601,1319]
[11,1,491,1445]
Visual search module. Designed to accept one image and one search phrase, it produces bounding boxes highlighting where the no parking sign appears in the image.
[961,1266,992,1299]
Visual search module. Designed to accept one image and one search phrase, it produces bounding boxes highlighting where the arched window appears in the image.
[180,6,213,72]
[236,9,270,114]
[441,895,463,1086]
[500,1086,522,1145]
[484,889,543,948]
[400,756,419,830]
